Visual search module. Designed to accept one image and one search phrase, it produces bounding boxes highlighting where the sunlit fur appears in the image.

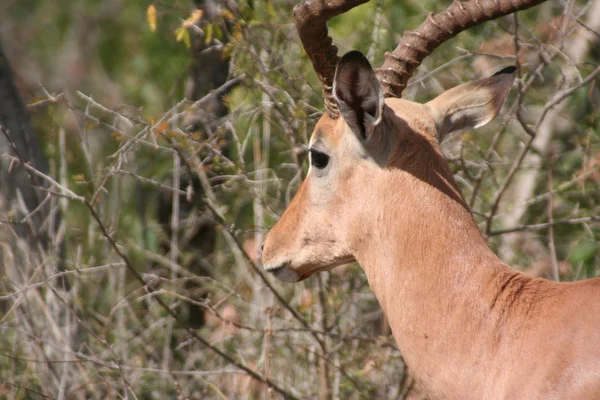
[262,73,600,398]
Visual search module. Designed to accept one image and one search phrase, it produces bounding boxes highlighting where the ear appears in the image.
[427,66,517,141]
[333,50,384,140]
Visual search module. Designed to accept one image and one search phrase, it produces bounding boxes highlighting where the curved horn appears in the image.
[294,0,369,118]
[375,0,547,98]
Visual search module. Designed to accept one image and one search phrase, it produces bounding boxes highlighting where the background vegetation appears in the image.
[0,0,598,398]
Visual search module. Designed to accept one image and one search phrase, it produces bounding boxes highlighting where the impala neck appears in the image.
[353,140,520,396]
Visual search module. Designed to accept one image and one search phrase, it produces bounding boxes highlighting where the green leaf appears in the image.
[569,241,598,265]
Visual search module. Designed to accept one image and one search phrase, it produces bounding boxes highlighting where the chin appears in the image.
[267,265,302,282]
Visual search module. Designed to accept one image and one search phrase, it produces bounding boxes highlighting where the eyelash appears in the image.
[310,149,330,169]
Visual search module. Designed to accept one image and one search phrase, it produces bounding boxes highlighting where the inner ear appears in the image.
[333,50,384,139]
[427,66,517,141]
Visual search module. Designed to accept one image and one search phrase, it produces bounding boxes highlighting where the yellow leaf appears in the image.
[175,26,191,48]
[232,23,243,41]
[221,9,235,21]
[175,26,185,42]
[204,24,213,44]
[147,4,157,32]
[183,9,203,28]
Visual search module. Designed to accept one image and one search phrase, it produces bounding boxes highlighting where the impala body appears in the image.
[263,53,600,398]
[261,1,600,396]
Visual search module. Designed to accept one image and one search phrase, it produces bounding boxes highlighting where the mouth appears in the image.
[265,264,301,283]
[265,257,354,283]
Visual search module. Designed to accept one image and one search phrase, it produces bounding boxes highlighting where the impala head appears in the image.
[262,0,523,282]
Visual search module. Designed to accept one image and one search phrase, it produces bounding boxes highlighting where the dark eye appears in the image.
[310,149,330,169]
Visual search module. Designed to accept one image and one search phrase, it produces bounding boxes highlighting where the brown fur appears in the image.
[262,77,600,398]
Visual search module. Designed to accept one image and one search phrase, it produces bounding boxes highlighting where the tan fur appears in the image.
[262,82,600,398]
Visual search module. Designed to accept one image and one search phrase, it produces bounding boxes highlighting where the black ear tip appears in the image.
[493,66,517,76]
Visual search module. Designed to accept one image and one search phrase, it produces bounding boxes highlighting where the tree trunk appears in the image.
[0,39,62,268]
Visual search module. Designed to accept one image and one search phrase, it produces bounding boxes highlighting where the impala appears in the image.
[261,0,600,398]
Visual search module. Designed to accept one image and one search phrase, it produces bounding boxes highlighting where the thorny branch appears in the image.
[2,154,299,400]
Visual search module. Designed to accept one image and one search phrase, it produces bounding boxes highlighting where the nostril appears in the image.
[261,241,265,251]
